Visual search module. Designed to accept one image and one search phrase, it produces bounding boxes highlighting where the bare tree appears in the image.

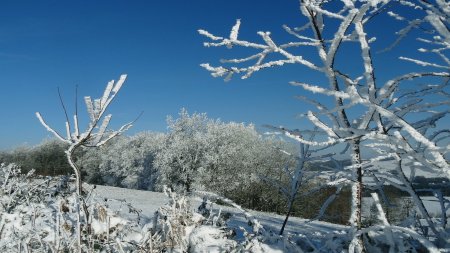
[261,127,335,235]
[36,74,134,252]
[199,0,449,251]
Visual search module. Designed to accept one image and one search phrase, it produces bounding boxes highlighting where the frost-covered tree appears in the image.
[36,74,134,195]
[262,127,337,235]
[201,121,256,194]
[201,122,282,196]
[199,0,449,251]
[36,74,135,252]
[96,132,163,190]
[155,109,210,193]
[203,121,299,213]
[155,109,293,200]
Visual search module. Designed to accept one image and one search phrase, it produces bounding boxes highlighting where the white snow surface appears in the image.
[91,184,169,217]
[91,184,347,236]
[362,196,450,221]
[92,184,449,231]
[89,185,449,252]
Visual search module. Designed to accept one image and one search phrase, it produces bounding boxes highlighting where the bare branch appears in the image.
[35,112,70,144]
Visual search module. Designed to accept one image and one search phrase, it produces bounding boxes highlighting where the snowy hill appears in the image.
[92,184,348,236]
[91,185,450,252]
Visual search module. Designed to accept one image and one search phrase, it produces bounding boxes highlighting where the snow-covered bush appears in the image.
[194,190,313,252]
[79,132,164,190]
[201,121,295,203]
[140,187,237,252]
[0,163,63,251]
[0,147,32,172]
[155,108,295,197]
[154,108,210,193]
[1,163,227,252]
[150,186,195,250]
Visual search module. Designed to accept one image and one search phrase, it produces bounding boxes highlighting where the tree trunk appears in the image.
[66,144,85,253]
[280,195,295,235]
[66,145,82,195]
[350,140,364,252]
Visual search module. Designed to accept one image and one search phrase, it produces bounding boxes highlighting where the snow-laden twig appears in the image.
[399,56,450,69]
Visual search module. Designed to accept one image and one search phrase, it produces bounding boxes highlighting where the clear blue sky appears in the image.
[0,1,445,150]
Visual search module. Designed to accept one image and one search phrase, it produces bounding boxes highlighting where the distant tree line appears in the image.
[2,109,447,225]
[0,139,71,176]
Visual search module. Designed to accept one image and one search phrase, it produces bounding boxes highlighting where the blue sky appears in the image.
[0,0,310,149]
[0,1,446,150]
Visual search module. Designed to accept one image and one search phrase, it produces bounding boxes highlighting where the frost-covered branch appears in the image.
[199,19,323,81]
[200,0,450,251]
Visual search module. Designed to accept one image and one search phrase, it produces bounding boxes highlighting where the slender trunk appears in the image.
[66,145,84,253]
[66,146,82,195]
[280,156,304,235]
[280,195,295,235]
[76,199,82,253]
[306,5,363,250]
[56,204,61,252]
[350,140,364,252]
[435,190,447,229]
[186,172,191,193]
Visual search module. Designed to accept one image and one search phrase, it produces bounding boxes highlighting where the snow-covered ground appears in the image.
[92,184,449,232]
[91,185,169,218]
[92,184,450,232]
[91,184,348,236]
[1,175,447,252]
[87,185,449,252]
[419,196,450,217]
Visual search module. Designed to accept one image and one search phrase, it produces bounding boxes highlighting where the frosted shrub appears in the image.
[0,163,55,251]
[0,163,154,252]
[195,191,310,252]
[88,132,163,190]
[146,187,237,252]
[150,186,194,250]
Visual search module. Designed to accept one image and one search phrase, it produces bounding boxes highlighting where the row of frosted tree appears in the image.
[1,110,306,208]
